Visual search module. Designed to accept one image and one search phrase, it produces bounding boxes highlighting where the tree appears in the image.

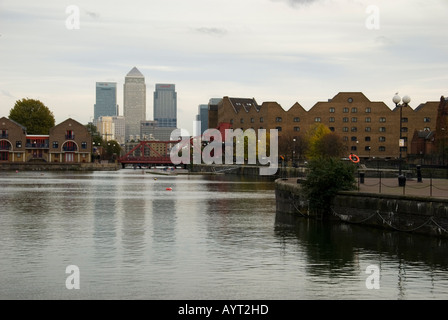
[302,157,356,216]
[104,140,122,160]
[9,98,55,134]
[305,124,345,160]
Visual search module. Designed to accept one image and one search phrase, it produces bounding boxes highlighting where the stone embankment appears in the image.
[0,162,120,171]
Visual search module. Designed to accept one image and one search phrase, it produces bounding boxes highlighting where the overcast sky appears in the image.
[1,0,448,134]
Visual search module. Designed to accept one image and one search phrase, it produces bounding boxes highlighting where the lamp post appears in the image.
[393,94,411,185]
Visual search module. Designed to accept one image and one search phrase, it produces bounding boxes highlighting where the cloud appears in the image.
[1,90,14,99]
[195,27,228,37]
[271,0,321,7]
[85,10,100,19]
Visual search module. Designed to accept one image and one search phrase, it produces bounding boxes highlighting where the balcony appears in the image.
[0,133,8,139]
[63,146,78,152]
[25,143,50,149]
[65,134,75,140]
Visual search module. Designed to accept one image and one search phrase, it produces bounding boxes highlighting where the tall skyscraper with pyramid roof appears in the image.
[124,67,146,141]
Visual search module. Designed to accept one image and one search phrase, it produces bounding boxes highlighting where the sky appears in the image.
[1,0,448,134]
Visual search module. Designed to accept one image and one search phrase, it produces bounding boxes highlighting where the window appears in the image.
[401,117,408,123]
[343,108,349,113]
[351,136,357,141]
[276,117,282,122]
[351,107,357,113]
[401,127,408,133]
[53,141,59,149]
[351,127,357,132]
[293,117,300,122]
[348,98,353,103]
[250,118,254,123]
[351,146,357,151]
[240,118,244,123]
[379,146,386,152]
[379,127,386,132]
[66,130,75,140]
[343,136,348,141]
[16,141,22,148]
[365,146,371,151]
[81,142,87,149]
[260,117,264,123]
[230,119,233,124]
[343,127,349,132]
[329,117,335,122]
[294,127,300,132]
[329,127,335,132]
[351,117,357,122]
[314,117,321,122]
[343,117,349,122]
[365,127,371,132]
[400,147,407,152]
[424,117,431,122]
[329,107,335,113]
[0,129,8,138]
[365,136,371,142]
[379,117,386,123]
[379,136,386,142]
[365,117,371,123]
[365,107,371,113]
[275,126,282,132]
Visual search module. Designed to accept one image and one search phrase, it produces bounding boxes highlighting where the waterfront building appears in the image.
[210,92,440,159]
[195,104,208,136]
[154,84,177,128]
[94,82,118,121]
[0,117,92,163]
[124,67,146,141]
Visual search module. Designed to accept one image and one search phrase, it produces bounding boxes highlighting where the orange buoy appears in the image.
[166,187,172,191]
[349,154,360,163]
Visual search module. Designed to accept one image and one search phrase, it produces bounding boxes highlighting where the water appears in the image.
[1,170,448,300]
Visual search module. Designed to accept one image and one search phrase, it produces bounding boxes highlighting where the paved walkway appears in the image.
[282,177,448,199]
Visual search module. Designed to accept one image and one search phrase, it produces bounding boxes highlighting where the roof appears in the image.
[126,67,144,78]
[228,98,260,113]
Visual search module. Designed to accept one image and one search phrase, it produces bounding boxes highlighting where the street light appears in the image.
[393,94,411,185]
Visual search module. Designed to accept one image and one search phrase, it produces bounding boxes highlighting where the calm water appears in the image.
[1,170,448,300]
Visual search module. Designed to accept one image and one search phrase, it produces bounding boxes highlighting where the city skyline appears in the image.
[1,0,448,135]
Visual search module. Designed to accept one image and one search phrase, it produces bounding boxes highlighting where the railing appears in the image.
[0,145,11,151]
[63,146,78,152]
[65,134,75,140]
[25,143,49,149]
[0,134,8,138]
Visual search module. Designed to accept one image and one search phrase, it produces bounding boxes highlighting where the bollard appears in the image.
[417,165,422,183]
[398,174,406,187]
[360,172,365,184]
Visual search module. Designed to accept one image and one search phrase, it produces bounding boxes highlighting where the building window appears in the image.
[351,146,357,151]
[379,136,386,142]
[401,127,408,133]
[275,126,282,132]
[66,130,75,140]
[365,127,371,132]
[314,117,321,122]
[424,117,431,122]
[351,127,357,132]
[343,127,349,132]
[351,136,357,141]
[365,107,371,113]
[351,107,357,113]
[379,127,386,132]
[400,146,407,152]
[240,118,244,123]
[53,141,59,149]
[276,117,282,122]
[16,141,22,148]
[379,117,386,123]
[401,117,408,123]
[365,146,371,151]
[293,117,300,122]
[379,146,386,152]
[351,117,357,122]
[251,118,254,123]
[329,127,335,132]
[365,136,371,142]
[329,117,335,122]
[329,107,335,113]
[365,117,371,123]
[343,108,349,113]
[294,127,300,132]
[348,98,353,103]
[81,142,87,149]
[260,117,264,123]
[230,119,233,124]
[343,136,348,141]
[343,117,349,122]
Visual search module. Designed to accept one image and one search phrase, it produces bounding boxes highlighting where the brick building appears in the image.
[0,117,92,163]
[209,92,439,159]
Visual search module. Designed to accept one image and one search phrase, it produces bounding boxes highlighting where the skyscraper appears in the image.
[94,82,118,121]
[154,84,177,128]
[124,67,146,141]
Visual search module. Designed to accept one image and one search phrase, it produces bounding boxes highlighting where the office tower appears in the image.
[94,82,118,121]
[124,67,146,141]
[112,116,126,145]
[195,104,208,136]
[154,84,177,128]
[96,116,115,141]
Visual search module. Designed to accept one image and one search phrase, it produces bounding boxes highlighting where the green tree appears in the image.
[302,157,356,216]
[9,98,55,134]
[104,140,122,160]
[306,123,331,159]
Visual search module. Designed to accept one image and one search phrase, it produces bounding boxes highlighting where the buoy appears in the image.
[154,178,158,180]
[166,187,172,191]
[349,154,360,163]
[15,170,19,173]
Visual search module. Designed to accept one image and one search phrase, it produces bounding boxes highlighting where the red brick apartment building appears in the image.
[209,92,441,160]
[0,117,92,163]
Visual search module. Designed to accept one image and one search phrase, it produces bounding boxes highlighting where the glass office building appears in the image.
[153,84,177,128]
[94,82,118,120]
